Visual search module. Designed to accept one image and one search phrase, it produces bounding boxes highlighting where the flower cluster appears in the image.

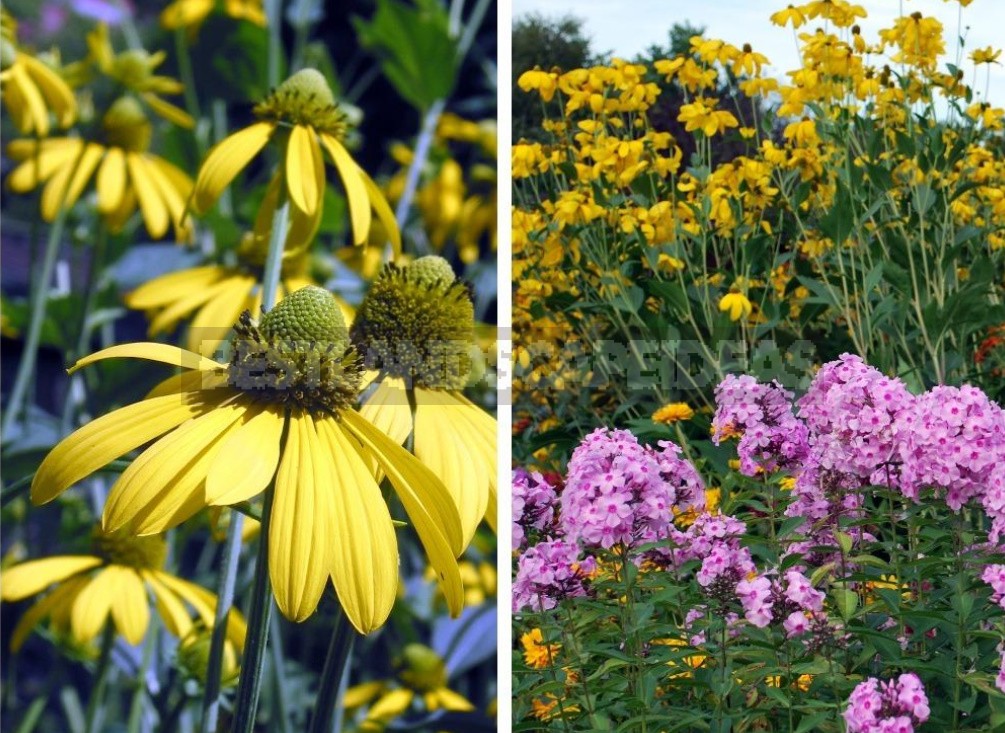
[843,674,930,733]
[560,428,704,550]
[513,468,559,550]
[512,539,595,613]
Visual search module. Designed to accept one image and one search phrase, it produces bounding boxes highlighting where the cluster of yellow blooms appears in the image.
[512,0,1005,440]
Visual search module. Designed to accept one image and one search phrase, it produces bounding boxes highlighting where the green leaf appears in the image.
[353,0,458,112]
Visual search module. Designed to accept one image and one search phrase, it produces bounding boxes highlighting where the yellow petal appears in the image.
[444,394,497,531]
[8,62,49,136]
[143,570,194,640]
[146,276,234,337]
[23,55,75,127]
[69,342,227,374]
[186,274,256,355]
[154,571,247,648]
[32,390,225,505]
[141,91,195,129]
[41,143,103,220]
[414,391,490,548]
[111,568,151,644]
[359,167,402,256]
[95,147,127,214]
[367,689,414,721]
[10,576,89,652]
[343,681,386,709]
[7,140,81,192]
[319,133,371,246]
[144,369,230,399]
[102,399,247,535]
[269,411,334,622]
[192,122,273,214]
[71,567,125,644]
[358,378,413,446]
[435,687,475,711]
[0,556,102,601]
[205,405,284,505]
[315,418,397,634]
[340,410,464,617]
[125,266,227,309]
[285,124,324,217]
[127,153,169,238]
[142,155,193,237]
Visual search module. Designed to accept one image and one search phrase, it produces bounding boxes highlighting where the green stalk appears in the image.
[127,616,158,733]
[199,510,245,733]
[83,622,116,733]
[231,485,276,733]
[2,200,71,438]
[269,612,294,733]
[307,605,357,733]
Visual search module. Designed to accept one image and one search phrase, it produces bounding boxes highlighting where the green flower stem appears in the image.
[127,616,158,733]
[394,98,447,240]
[199,509,245,733]
[265,0,283,88]
[83,622,116,733]
[231,483,276,733]
[2,196,71,439]
[269,611,294,733]
[307,604,357,733]
[261,200,290,311]
[174,27,205,157]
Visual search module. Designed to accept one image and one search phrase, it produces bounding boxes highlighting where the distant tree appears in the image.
[512,13,593,141]
[636,21,706,64]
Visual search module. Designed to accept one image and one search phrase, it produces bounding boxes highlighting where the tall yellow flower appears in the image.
[352,256,497,548]
[521,628,561,669]
[0,10,76,136]
[6,96,193,239]
[190,68,400,252]
[161,0,266,32]
[719,290,753,321]
[652,402,695,424]
[0,528,245,652]
[344,644,474,731]
[30,286,464,633]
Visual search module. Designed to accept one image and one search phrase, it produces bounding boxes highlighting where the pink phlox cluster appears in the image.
[712,374,808,475]
[844,674,930,733]
[981,564,1005,610]
[513,468,558,550]
[797,354,913,483]
[735,569,825,631]
[560,428,704,550]
[897,384,1005,511]
[512,539,595,613]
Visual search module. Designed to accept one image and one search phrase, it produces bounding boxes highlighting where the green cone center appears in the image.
[93,529,167,569]
[253,67,347,137]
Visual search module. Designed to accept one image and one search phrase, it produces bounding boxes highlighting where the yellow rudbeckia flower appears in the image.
[0,10,76,137]
[6,96,193,239]
[719,290,753,321]
[124,234,352,356]
[0,528,245,652]
[353,256,497,548]
[190,68,400,252]
[344,644,474,731]
[652,402,695,424]
[161,0,266,32]
[30,286,464,633]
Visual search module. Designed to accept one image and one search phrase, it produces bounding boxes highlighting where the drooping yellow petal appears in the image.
[319,133,371,246]
[125,266,227,309]
[367,689,415,721]
[41,143,103,220]
[127,153,170,238]
[110,568,151,644]
[414,391,489,548]
[143,570,194,640]
[144,369,230,399]
[359,167,402,256]
[141,92,195,129]
[155,571,247,648]
[102,399,247,535]
[269,411,334,622]
[340,410,464,617]
[10,576,89,652]
[315,417,397,634]
[69,342,227,374]
[146,276,236,337]
[343,681,386,709]
[6,137,80,161]
[191,121,274,214]
[32,390,226,505]
[95,147,127,214]
[0,556,102,601]
[142,155,193,237]
[71,567,126,643]
[7,140,81,192]
[435,688,475,712]
[186,274,256,355]
[8,62,49,136]
[358,377,413,446]
[285,124,324,217]
[22,55,76,127]
[445,394,497,531]
[205,405,285,505]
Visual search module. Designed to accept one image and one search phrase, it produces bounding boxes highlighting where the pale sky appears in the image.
[512,0,1005,106]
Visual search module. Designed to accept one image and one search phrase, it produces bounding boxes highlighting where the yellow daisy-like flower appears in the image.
[521,628,561,669]
[124,234,351,356]
[0,528,245,652]
[6,95,193,239]
[344,644,474,731]
[719,290,753,321]
[190,68,400,252]
[652,402,695,424]
[30,286,464,633]
[0,10,76,136]
[352,256,497,548]
[161,0,266,32]
[84,23,193,128]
